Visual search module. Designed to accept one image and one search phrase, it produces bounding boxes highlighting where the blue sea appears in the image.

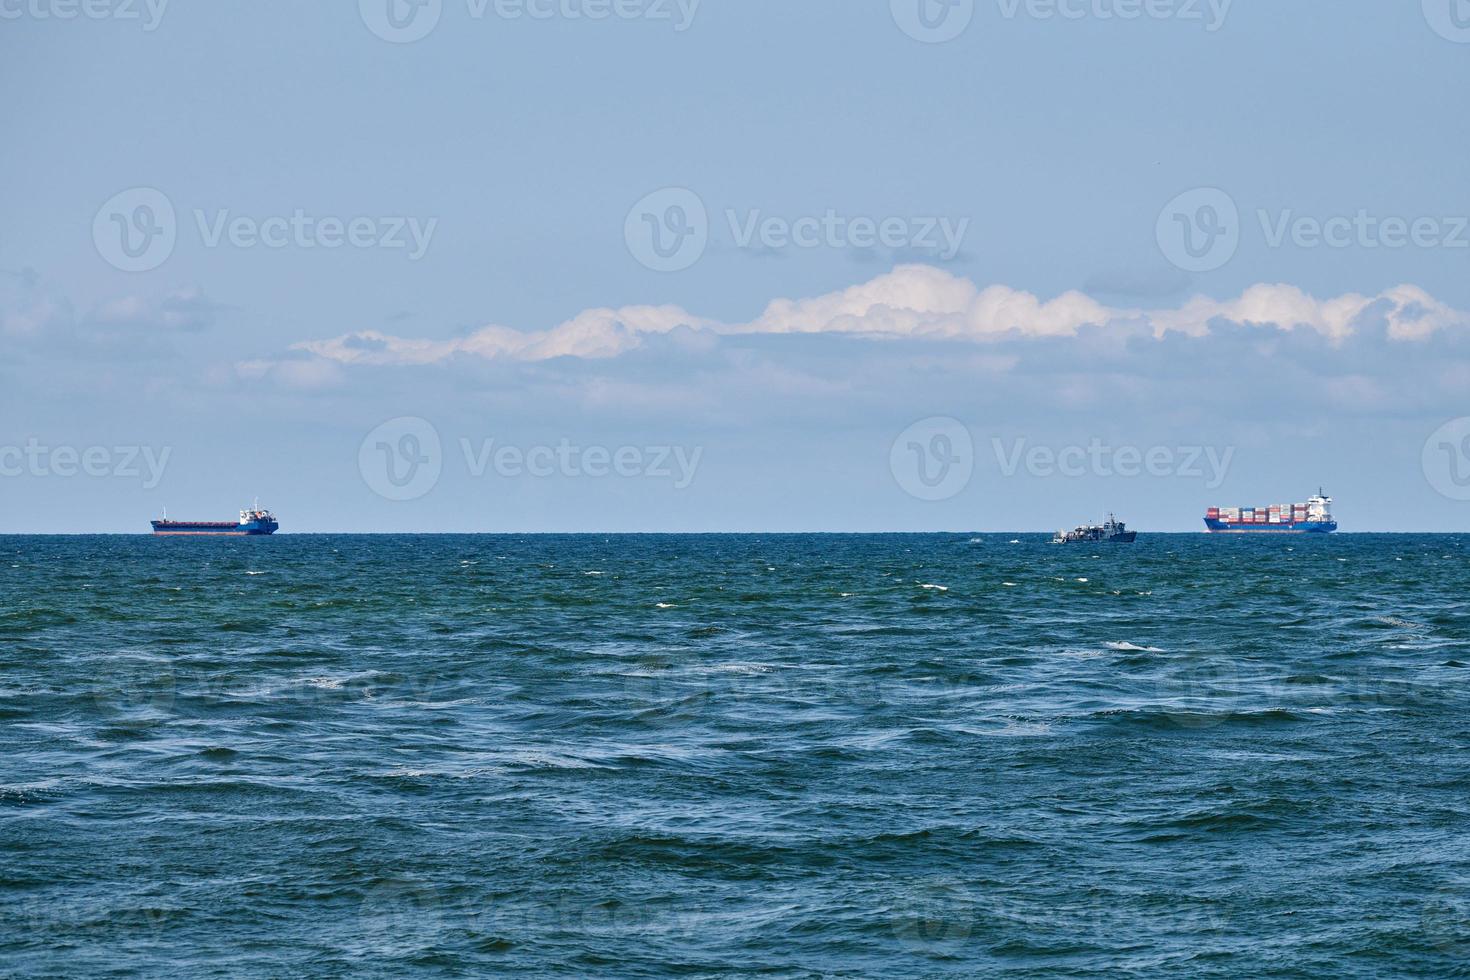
[2,533,1469,977]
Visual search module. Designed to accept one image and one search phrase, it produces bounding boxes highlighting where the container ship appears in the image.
[151,505,279,536]
[1204,490,1336,534]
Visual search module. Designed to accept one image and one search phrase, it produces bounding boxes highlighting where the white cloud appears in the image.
[1151,284,1371,340]
[967,285,1117,338]
[276,265,1470,370]
[745,263,974,337]
[1378,284,1470,340]
[294,305,710,366]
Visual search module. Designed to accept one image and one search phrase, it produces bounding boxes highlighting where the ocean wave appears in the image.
[1091,706,1315,730]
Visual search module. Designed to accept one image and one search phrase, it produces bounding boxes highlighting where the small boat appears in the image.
[1051,514,1137,544]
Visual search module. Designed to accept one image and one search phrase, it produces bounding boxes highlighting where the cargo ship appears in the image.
[1204,490,1336,534]
[151,505,279,536]
[1052,514,1137,544]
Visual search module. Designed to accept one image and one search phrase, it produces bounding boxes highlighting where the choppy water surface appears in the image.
[2,533,1469,977]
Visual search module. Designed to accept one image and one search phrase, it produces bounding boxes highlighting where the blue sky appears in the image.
[2,0,1469,532]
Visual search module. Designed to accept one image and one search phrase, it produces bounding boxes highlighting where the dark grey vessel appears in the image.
[1051,514,1137,544]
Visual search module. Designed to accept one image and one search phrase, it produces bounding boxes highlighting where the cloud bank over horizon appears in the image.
[6,266,1468,429]
[266,266,1470,384]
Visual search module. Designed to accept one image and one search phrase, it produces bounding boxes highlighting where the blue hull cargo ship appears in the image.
[1204,490,1336,534]
[152,506,279,536]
